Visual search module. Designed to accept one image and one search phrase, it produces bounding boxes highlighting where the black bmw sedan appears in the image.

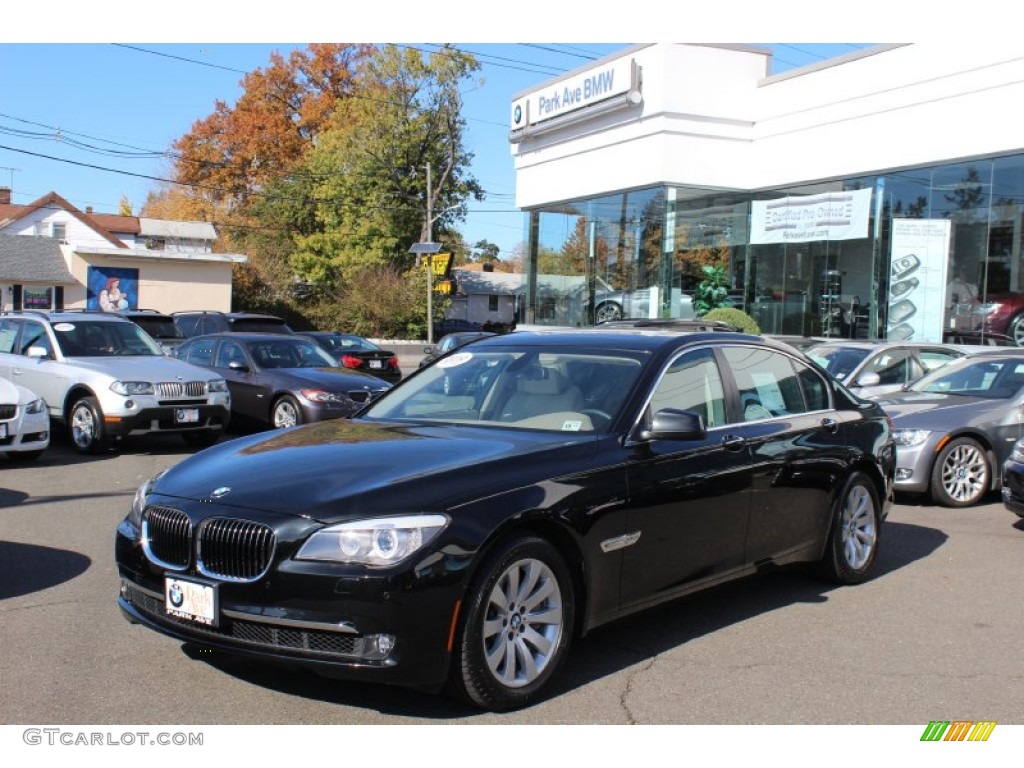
[116,328,895,711]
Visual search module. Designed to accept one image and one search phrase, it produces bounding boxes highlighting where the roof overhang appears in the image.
[72,245,247,264]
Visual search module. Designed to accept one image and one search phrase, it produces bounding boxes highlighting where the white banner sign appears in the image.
[750,189,873,244]
[888,218,951,342]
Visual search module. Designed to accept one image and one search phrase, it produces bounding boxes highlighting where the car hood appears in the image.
[269,367,390,391]
[63,355,218,381]
[877,391,1009,424]
[150,418,599,522]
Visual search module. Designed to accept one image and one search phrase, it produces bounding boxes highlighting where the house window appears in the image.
[52,222,66,241]
[489,295,499,312]
[23,286,54,310]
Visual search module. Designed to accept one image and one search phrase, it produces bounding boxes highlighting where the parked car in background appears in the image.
[418,331,495,368]
[116,309,185,354]
[0,311,230,453]
[974,292,1024,346]
[174,333,391,429]
[116,327,894,711]
[432,318,481,338]
[0,377,49,461]
[874,350,1024,506]
[1000,437,1024,518]
[298,332,402,383]
[804,340,969,399]
[172,310,294,339]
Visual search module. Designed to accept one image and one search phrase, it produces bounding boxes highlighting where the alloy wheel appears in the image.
[940,442,988,503]
[840,484,877,570]
[71,404,97,450]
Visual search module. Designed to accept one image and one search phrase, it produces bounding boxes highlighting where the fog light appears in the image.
[896,468,913,480]
[355,633,396,660]
[120,580,130,598]
[125,399,135,409]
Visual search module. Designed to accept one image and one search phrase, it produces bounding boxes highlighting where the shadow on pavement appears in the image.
[0,541,91,600]
[174,519,948,719]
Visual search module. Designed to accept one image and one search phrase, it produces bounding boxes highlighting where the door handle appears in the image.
[721,434,746,451]
[821,418,839,434]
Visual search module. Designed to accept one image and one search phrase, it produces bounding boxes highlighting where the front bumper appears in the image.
[114,517,462,688]
[105,404,231,439]
[892,440,938,494]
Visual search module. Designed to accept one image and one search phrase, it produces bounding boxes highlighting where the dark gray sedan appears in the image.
[175,333,390,428]
[873,351,1024,506]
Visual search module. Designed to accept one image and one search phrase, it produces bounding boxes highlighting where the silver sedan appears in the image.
[873,351,1024,506]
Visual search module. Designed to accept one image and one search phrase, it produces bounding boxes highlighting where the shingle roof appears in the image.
[0,234,77,283]
[0,191,127,248]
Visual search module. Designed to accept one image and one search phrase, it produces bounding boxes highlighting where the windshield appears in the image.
[318,335,379,354]
[53,320,164,357]
[805,345,871,380]
[363,347,645,432]
[131,316,183,340]
[247,338,339,369]
[910,356,1024,398]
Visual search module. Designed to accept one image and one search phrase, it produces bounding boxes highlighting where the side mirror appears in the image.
[227,361,250,372]
[27,346,49,360]
[637,407,707,442]
[854,371,881,388]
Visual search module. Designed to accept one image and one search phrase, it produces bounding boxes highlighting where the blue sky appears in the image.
[0,4,883,259]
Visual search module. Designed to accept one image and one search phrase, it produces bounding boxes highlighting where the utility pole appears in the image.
[426,162,434,345]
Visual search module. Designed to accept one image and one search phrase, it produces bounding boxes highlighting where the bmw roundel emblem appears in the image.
[514,104,522,125]
[168,582,184,607]
[211,486,231,499]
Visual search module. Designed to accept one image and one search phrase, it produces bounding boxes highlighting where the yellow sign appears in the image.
[422,253,453,277]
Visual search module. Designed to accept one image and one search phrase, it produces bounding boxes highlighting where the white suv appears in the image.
[0,311,231,454]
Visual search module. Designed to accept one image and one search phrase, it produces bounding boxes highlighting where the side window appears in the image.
[865,349,914,386]
[919,349,961,373]
[215,340,246,368]
[649,348,726,428]
[723,346,807,422]
[0,319,19,354]
[19,321,52,357]
[794,359,830,411]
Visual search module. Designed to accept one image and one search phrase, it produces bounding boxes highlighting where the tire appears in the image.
[182,430,221,449]
[1009,314,1024,347]
[930,436,990,507]
[67,396,107,455]
[817,471,881,584]
[594,301,623,323]
[448,535,574,711]
[271,395,303,429]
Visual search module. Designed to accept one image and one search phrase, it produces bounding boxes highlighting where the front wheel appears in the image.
[1009,313,1024,347]
[930,437,990,507]
[594,301,623,323]
[68,396,107,454]
[448,536,574,711]
[271,395,302,429]
[816,471,881,584]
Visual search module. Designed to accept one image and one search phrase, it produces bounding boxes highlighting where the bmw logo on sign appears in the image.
[514,104,522,125]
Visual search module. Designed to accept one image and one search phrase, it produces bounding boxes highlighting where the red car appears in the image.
[299,332,402,383]
[976,294,1024,346]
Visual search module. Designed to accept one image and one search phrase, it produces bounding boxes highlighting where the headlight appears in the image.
[110,381,155,396]
[208,378,229,393]
[893,429,932,447]
[128,469,167,529]
[300,389,349,404]
[297,514,448,566]
[25,398,46,414]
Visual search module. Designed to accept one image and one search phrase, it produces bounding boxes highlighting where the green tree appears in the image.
[472,239,501,262]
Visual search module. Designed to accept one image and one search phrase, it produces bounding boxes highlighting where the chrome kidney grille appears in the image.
[156,381,207,398]
[0,404,16,420]
[142,506,275,581]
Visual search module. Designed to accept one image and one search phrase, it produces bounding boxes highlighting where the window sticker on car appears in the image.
[437,352,473,369]
[53,323,76,332]
[561,420,583,431]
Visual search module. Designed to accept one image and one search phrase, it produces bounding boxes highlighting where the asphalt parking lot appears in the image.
[1,425,1022,727]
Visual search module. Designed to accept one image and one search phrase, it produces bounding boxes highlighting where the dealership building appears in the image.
[508,43,1024,342]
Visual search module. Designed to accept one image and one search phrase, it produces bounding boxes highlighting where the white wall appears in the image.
[512,43,1024,207]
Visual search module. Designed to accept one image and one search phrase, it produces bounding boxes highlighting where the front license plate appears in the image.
[165,577,217,626]
[369,360,383,369]
[175,408,199,424]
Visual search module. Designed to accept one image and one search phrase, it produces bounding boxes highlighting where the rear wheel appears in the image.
[930,437,990,507]
[1009,313,1024,346]
[448,535,574,711]
[817,471,881,584]
[271,395,302,429]
[68,396,107,454]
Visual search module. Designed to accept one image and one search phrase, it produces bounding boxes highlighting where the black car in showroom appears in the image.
[116,328,895,710]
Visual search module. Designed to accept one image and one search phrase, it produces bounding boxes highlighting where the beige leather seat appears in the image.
[500,366,584,422]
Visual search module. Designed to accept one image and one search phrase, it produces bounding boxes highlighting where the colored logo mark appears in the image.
[921,721,996,742]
